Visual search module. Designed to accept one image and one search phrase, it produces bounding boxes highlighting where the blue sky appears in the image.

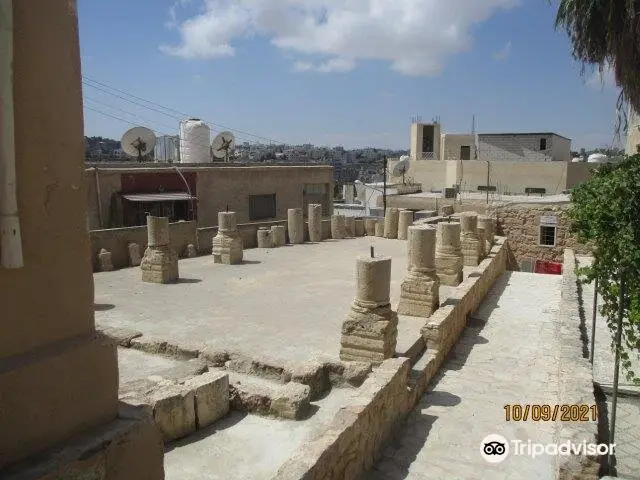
[79,0,620,150]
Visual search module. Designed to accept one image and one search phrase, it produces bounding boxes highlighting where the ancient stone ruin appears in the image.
[141,216,179,283]
[287,208,304,244]
[308,203,323,242]
[212,211,243,264]
[460,212,483,266]
[435,221,463,286]
[383,207,399,239]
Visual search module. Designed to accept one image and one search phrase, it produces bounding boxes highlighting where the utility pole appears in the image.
[486,160,490,204]
[383,155,388,212]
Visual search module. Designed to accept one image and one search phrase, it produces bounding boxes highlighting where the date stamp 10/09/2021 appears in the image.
[504,404,598,422]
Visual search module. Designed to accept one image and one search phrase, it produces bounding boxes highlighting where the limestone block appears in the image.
[148,385,196,441]
[229,382,272,415]
[271,225,286,247]
[414,210,437,220]
[331,214,346,239]
[186,244,197,258]
[397,210,414,240]
[308,204,323,243]
[354,219,365,237]
[374,221,384,237]
[460,212,482,266]
[477,226,487,258]
[98,248,113,272]
[364,218,377,236]
[184,372,229,428]
[344,216,356,238]
[441,205,454,216]
[270,382,311,420]
[435,222,463,286]
[478,215,495,251]
[212,211,243,264]
[127,243,141,267]
[291,360,329,400]
[147,216,170,247]
[288,208,304,244]
[140,246,179,284]
[257,228,273,248]
[383,208,399,239]
[325,361,372,387]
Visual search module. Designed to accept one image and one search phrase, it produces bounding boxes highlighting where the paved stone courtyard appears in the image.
[95,237,470,368]
[372,272,565,479]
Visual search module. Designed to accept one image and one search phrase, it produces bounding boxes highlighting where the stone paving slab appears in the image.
[371,272,564,479]
[95,238,470,368]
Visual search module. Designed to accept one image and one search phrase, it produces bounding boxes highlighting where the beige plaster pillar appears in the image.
[435,222,463,286]
[383,207,399,239]
[287,208,304,244]
[397,226,440,317]
[212,211,243,264]
[308,204,322,243]
[460,212,482,266]
[141,216,179,283]
[331,214,346,239]
[340,257,398,363]
[397,209,414,240]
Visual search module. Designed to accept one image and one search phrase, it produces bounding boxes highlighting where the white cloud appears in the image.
[161,0,520,76]
[493,41,511,61]
[586,63,616,90]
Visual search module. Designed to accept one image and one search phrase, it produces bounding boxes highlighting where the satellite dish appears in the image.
[392,156,410,184]
[211,131,236,162]
[121,127,156,163]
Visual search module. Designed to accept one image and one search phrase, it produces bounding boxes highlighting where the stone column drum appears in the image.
[308,204,323,242]
[364,218,377,236]
[435,222,463,286]
[271,225,286,247]
[375,221,385,237]
[477,215,494,252]
[344,216,356,238]
[331,214,346,239]
[141,216,179,283]
[340,257,398,363]
[477,226,487,259]
[288,208,304,244]
[257,227,273,248]
[212,211,243,264]
[383,207,400,239]
[355,219,365,237]
[397,226,440,317]
[460,212,482,266]
[398,209,414,240]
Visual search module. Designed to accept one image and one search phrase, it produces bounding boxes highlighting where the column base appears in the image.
[212,233,243,264]
[339,304,398,364]
[141,246,179,284]
[397,273,440,317]
[435,254,463,286]
[461,237,482,266]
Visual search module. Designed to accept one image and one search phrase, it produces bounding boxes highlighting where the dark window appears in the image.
[249,194,276,220]
[539,225,556,246]
[540,138,547,151]
[460,145,471,160]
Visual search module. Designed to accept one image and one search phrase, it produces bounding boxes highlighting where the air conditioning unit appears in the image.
[519,258,534,273]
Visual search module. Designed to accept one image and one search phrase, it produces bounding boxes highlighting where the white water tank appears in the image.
[587,153,607,163]
[571,157,584,163]
[180,119,211,163]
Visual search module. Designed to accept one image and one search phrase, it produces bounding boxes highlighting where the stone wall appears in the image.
[556,250,601,479]
[489,203,591,267]
[90,220,197,270]
[273,358,411,480]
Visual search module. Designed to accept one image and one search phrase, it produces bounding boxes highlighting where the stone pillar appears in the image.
[331,214,346,239]
[477,226,487,259]
[128,242,142,267]
[287,208,304,244]
[397,210,414,240]
[397,226,440,317]
[375,221,385,237]
[435,222,463,286]
[308,204,323,243]
[478,215,494,252]
[364,218,377,236]
[460,212,482,266]
[141,216,179,283]
[340,257,398,363]
[98,248,114,272]
[355,219,365,237]
[271,225,286,247]
[212,211,243,264]
[257,227,273,248]
[0,2,163,475]
[344,216,356,238]
[383,207,399,239]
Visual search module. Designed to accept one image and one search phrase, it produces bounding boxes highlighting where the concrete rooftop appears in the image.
[95,237,471,368]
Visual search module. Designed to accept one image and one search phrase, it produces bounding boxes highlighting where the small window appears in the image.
[249,194,276,221]
[539,225,556,247]
[540,138,547,151]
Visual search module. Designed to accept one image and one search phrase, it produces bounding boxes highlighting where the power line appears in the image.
[82,75,284,145]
